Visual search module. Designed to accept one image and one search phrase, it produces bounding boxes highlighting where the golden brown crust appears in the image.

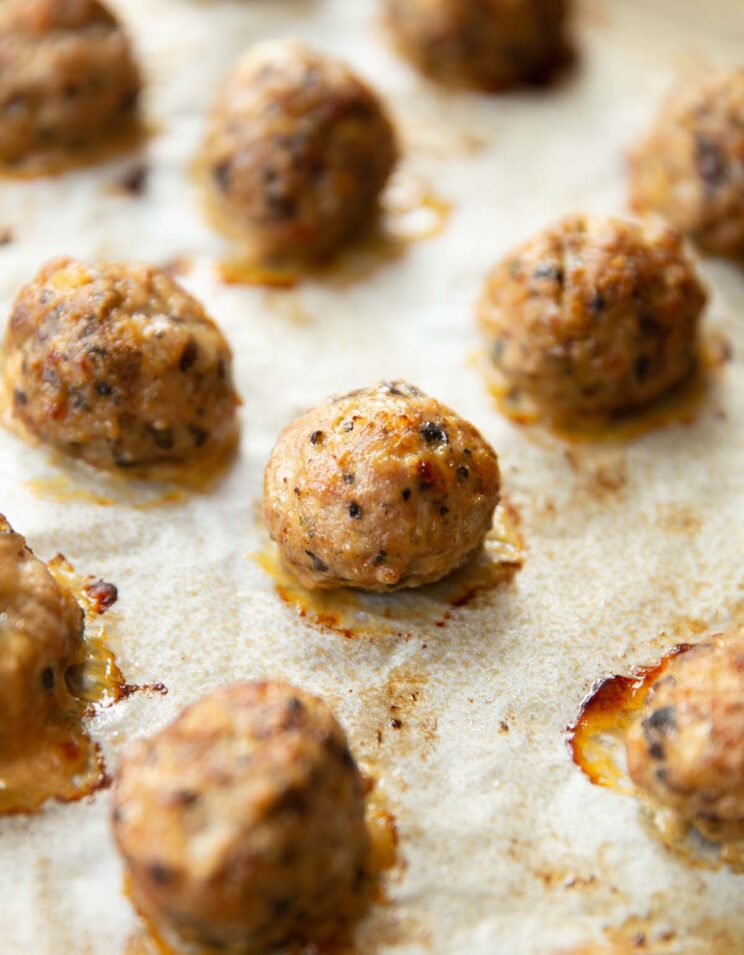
[627,629,744,843]
[0,0,141,172]
[0,515,83,731]
[629,70,744,259]
[385,0,572,91]
[3,257,240,473]
[478,215,706,421]
[263,380,501,591]
[112,681,371,953]
[202,39,399,263]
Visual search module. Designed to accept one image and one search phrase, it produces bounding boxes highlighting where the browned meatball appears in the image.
[201,39,399,263]
[0,0,141,173]
[263,381,501,591]
[0,515,83,733]
[478,215,706,422]
[384,0,572,91]
[112,682,371,954]
[629,71,744,260]
[3,257,240,473]
[627,630,744,844]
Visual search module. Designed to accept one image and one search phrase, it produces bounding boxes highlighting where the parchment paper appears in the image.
[0,1,743,952]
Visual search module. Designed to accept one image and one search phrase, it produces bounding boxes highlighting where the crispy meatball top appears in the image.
[479,214,706,420]
[4,257,239,473]
[264,380,500,591]
[0,0,117,32]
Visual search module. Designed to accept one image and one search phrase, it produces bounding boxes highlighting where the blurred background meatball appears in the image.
[626,630,744,844]
[202,39,399,263]
[629,70,744,259]
[264,381,500,591]
[0,515,83,732]
[112,681,371,954]
[384,0,572,91]
[478,215,706,422]
[3,257,240,473]
[0,0,141,172]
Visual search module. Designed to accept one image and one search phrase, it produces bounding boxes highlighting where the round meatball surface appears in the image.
[0,0,141,172]
[478,215,706,422]
[3,257,240,473]
[264,381,501,591]
[0,515,83,731]
[202,39,399,263]
[627,630,744,843]
[385,0,571,91]
[629,71,744,259]
[112,681,371,953]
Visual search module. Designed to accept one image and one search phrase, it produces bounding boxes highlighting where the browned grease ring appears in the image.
[485,333,731,444]
[209,174,452,290]
[567,645,692,794]
[0,556,166,815]
[565,645,744,872]
[256,501,525,639]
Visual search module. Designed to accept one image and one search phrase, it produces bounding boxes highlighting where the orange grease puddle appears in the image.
[568,645,692,796]
[255,502,524,638]
[0,556,165,814]
[214,174,451,290]
[485,334,730,444]
[18,437,238,509]
[568,644,744,872]
[124,780,399,955]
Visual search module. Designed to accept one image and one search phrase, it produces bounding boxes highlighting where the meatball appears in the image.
[0,515,83,732]
[478,215,706,422]
[263,381,501,591]
[201,39,399,263]
[3,257,240,473]
[112,682,371,953]
[627,630,744,844]
[0,0,141,173]
[384,0,572,91]
[629,71,744,260]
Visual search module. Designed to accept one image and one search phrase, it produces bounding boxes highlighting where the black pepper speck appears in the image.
[420,422,448,445]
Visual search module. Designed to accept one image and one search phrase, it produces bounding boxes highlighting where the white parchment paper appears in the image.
[0,1,743,952]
